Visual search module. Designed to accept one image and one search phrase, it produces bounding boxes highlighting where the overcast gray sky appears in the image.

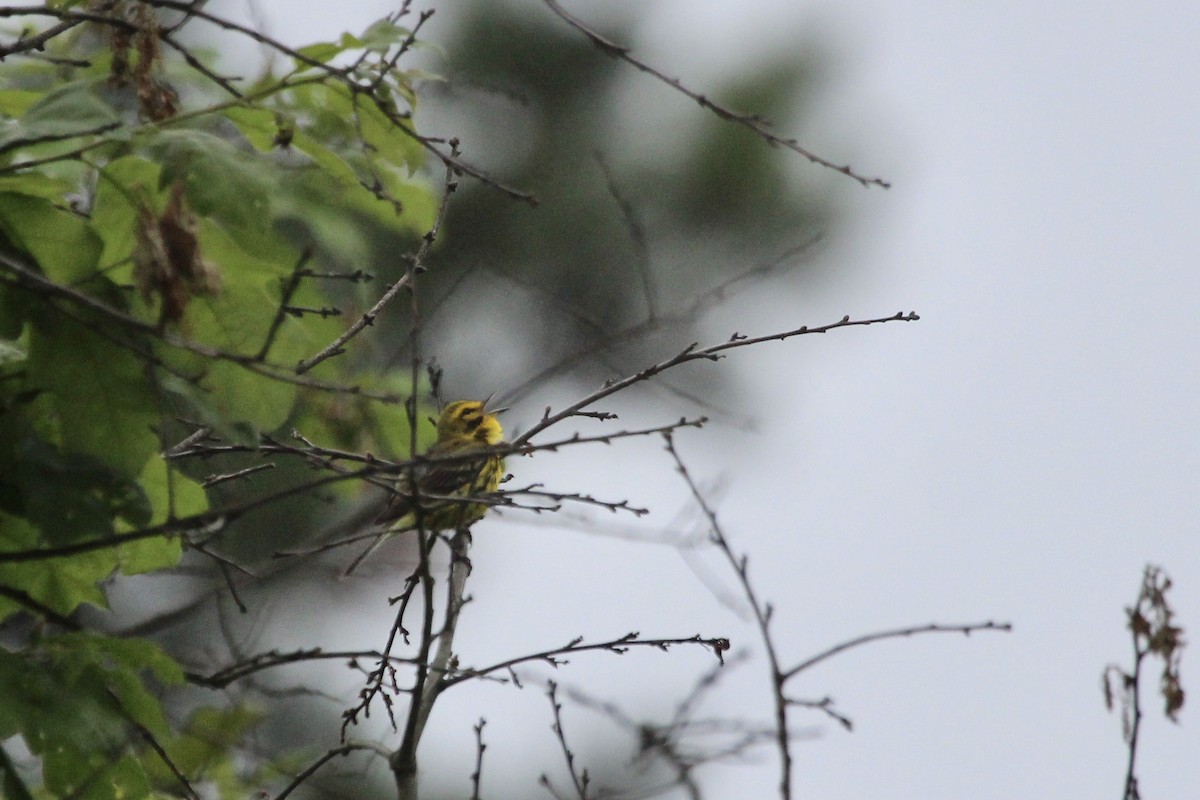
[240,2,1199,797]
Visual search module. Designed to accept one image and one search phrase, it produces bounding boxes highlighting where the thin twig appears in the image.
[542,0,890,188]
[295,153,459,374]
[0,122,123,157]
[663,432,795,798]
[191,647,418,689]
[141,0,341,75]
[272,744,381,800]
[470,718,487,800]
[158,29,243,98]
[543,680,592,800]
[513,311,918,446]
[784,621,1012,679]
[200,462,276,488]
[366,7,435,95]
[128,716,199,800]
[0,3,126,60]
[342,574,421,738]
[594,150,657,319]
[256,248,314,361]
[500,232,825,408]
[441,633,728,690]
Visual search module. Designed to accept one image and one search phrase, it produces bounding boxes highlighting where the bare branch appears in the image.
[189,647,418,689]
[501,232,826,409]
[441,633,729,690]
[272,743,384,800]
[0,121,123,157]
[0,4,128,61]
[296,153,460,374]
[341,571,423,739]
[141,0,341,75]
[199,462,276,488]
[513,312,917,446]
[784,620,1012,680]
[256,248,314,361]
[542,680,593,800]
[542,0,890,188]
[663,432,795,797]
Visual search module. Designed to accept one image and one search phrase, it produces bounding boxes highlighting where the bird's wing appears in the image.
[374,445,486,526]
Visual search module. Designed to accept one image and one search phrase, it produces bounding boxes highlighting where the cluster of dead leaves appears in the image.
[108,0,178,121]
[133,182,220,327]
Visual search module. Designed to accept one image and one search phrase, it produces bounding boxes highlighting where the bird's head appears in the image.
[437,399,505,446]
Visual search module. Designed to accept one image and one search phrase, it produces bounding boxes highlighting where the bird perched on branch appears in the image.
[344,399,506,575]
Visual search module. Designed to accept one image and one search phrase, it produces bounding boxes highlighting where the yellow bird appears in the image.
[344,400,506,575]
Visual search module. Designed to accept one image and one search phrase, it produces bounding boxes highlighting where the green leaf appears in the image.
[0,642,126,762]
[186,220,296,348]
[78,636,182,737]
[118,459,206,574]
[295,31,364,65]
[0,192,102,283]
[0,172,77,200]
[353,92,425,174]
[77,755,151,800]
[167,705,263,776]
[14,438,151,545]
[150,219,347,430]
[359,19,413,52]
[27,315,160,478]
[0,79,122,154]
[0,633,178,798]
[221,104,284,150]
[117,533,181,576]
[201,359,297,433]
[0,511,111,618]
[0,654,25,738]
[143,126,286,260]
[90,634,186,687]
[277,80,424,178]
[224,101,437,255]
[295,41,343,64]
[0,285,22,338]
[0,89,41,118]
[91,154,161,271]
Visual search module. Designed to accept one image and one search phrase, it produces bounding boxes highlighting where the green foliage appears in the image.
[149,705,268,791]
[0,79,123,153]
[0,7,440,795]
[0,632,182,798]
[0,191,103,282]
[27,317,161,477]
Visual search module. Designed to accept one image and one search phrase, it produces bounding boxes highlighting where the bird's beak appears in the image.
[482,392,508,414]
